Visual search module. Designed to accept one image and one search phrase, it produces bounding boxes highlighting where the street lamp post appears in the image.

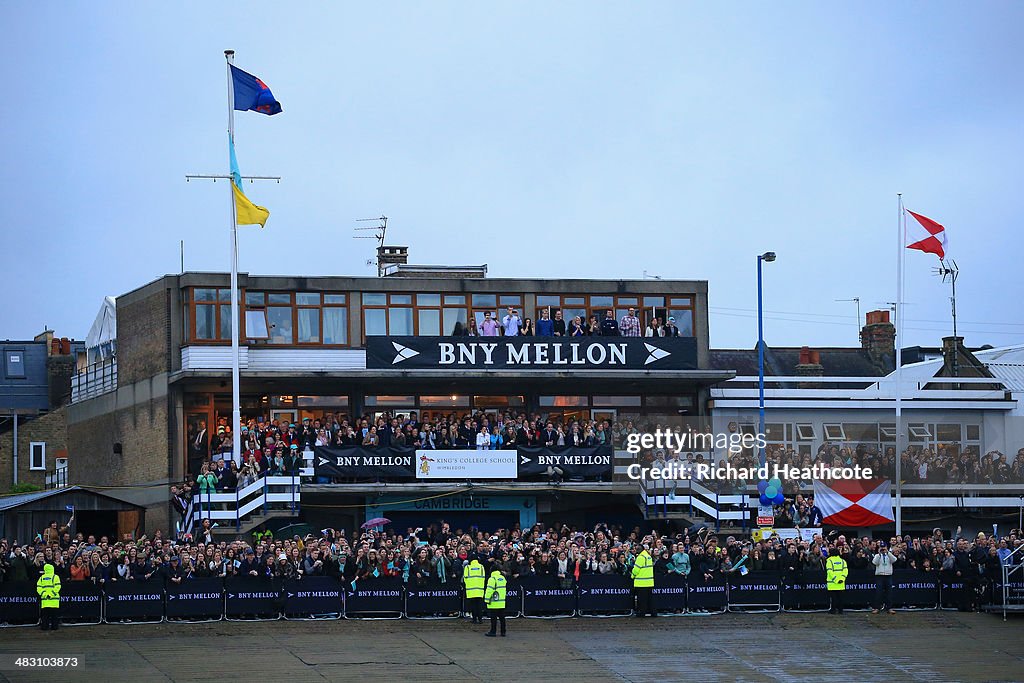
[757,251,776,468]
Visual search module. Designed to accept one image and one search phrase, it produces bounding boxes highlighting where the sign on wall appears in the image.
[414,449,517,479]
[367,336,698,370]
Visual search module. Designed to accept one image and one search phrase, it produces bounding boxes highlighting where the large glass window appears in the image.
[297,308,321,343]
[267,306,293,344]
[323,307,347,344]
[418,309,441,336]
[389,307,414,335]
[365,309,387,336]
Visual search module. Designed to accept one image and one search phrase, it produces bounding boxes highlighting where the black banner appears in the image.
[504,581,523,616]
[60,581,103,622]
[104,581,164,621]
[0,581,38,624]
[225,577,282,616]
[728,571,781,608]
[782,571,829,610]
[166,578,224,618]
[842,571,878,609]
[652,573,688,613]
[577,574,633,613]
[892,570,939,608]
[367,336,698,371]
[314,446,416,479]
[405,585,463,616]
[686,577,728,612]
[517,446,613,478]
[939,576,968,609]
[520,576,576,616]
[283,577,343,616]
[344,578,404,615]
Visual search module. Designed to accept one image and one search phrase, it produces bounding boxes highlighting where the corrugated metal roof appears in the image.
[986,363,1024,392]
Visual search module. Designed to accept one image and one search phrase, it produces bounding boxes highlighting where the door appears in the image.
[117,510,141,541]
[593,409,616,426]
[271,409,298,426]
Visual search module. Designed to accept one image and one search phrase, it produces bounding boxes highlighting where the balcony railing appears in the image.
[71,359,117,402]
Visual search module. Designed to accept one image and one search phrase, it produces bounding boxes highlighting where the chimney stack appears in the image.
[861,310,895,371]
[377,245,409,276]
[795,346,824,379]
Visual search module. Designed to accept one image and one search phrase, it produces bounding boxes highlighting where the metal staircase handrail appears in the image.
[183,474,301,537]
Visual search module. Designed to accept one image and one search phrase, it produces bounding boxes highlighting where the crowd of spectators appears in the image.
[2,517,1020,613]
[451,305,685,338]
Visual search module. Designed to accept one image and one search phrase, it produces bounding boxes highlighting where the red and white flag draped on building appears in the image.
[813,478,894,527]
[905,210,948,259]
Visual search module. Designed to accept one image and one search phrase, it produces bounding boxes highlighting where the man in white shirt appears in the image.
[871,541,898,614]
[478,311,499,336]
[502,307,522,336]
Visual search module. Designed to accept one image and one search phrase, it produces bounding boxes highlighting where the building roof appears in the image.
[0,486,146,512]
[709,346,891,377]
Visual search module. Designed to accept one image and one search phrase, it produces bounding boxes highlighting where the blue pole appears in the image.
[757,254,766,468]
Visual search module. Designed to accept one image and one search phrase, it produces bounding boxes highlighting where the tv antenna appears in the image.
[835,297,861,334]
[353,215,388,275]
[934,259,960,380]
[643,270,663,280]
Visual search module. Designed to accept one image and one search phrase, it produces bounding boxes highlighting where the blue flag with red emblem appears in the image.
[230,64,282,116]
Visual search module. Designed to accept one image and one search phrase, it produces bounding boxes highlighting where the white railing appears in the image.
[1000,544,1024,621]
[640,477,752,527]
[713,375,1011,404]
[182,475,302,536]
[45,468,69,490]
[71,359,117,402]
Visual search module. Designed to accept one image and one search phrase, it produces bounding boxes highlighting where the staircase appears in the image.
[184,475,302,540]
[639,477,751,531]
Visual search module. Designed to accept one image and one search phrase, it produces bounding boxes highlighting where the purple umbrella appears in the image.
[361,517,391,529]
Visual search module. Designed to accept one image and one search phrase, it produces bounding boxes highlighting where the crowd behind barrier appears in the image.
[2,518,1021,626]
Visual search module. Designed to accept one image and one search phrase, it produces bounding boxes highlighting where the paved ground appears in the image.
[0,611,1021,682]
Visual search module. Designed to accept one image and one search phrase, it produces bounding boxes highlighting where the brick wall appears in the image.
[117,289,171,385]
[0,408,68,492]
[67,397,169,487]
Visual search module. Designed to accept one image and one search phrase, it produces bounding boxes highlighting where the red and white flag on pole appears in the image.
[813,478,894,527]
[905,210,947,259]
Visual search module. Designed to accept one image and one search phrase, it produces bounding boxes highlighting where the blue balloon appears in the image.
[757,480,769,494]
[764,485,777,499]
[773,492,786,505]
[768,477,782,489]
[759,494,771,506]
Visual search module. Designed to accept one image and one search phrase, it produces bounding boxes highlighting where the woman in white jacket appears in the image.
[871,542,898,614]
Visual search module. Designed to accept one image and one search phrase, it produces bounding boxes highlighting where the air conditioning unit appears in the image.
[55,458,68,470]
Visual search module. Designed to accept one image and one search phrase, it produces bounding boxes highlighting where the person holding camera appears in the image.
[871,541,897,614]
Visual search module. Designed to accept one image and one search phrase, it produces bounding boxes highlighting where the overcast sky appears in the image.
[2,3,1022,350]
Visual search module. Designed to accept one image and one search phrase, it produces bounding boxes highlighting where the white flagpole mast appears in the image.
[895,193,904,537]
[226,49,242,466]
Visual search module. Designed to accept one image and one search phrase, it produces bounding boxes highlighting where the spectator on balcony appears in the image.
[362,426,380,448]
[586,315,602,335]
[189,420,209,475]
[476,426,490,450]
[663,316,682,337]
[489,426,502,450]
[620,307,641,337]
[502,307,522,336]
[196,463,217,497]
[521,317,535,336]
[536,309,554,336]
[220,461,239,492]
[569,316,586,336]
[479,311,500,337]
[645,317,665,337]
[600,309,619,336]
[552,310,566,337]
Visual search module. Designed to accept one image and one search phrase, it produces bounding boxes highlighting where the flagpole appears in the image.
[894,193,904,537]
[226,49,241,466]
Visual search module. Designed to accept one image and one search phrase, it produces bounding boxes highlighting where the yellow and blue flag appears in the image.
[230,136,270,228]
[230,64,282,116]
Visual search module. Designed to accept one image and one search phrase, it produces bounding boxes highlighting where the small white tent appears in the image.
[85,296,117,365]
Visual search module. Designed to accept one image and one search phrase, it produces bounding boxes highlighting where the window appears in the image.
[908,424,932,441]
[842,423,879,442]
[237,291,349,346]
[187,287,233,341]
[5,350,26,378]
[796,424,815,441]
[30,442,45,470]
[880,424,897,440]
[539,396,588,407]
[365,395,416,407]
[823,424,846,441]
[936,424,962,442]
[966,424,980,441]
[644,396,694,407]
[420,395,470,407]
[592,396,642,407]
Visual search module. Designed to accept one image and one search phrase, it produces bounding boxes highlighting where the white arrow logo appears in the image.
[318,457,330,467]
[520,455,531,465]
[644,343,671,366]
[391,342,420,364]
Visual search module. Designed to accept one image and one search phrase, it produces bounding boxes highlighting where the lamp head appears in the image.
[761,251,777,263]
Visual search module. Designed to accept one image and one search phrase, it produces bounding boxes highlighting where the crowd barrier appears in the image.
[0,571,1010,626]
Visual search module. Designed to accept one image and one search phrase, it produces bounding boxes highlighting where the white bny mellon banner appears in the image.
[414,449,517,479]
